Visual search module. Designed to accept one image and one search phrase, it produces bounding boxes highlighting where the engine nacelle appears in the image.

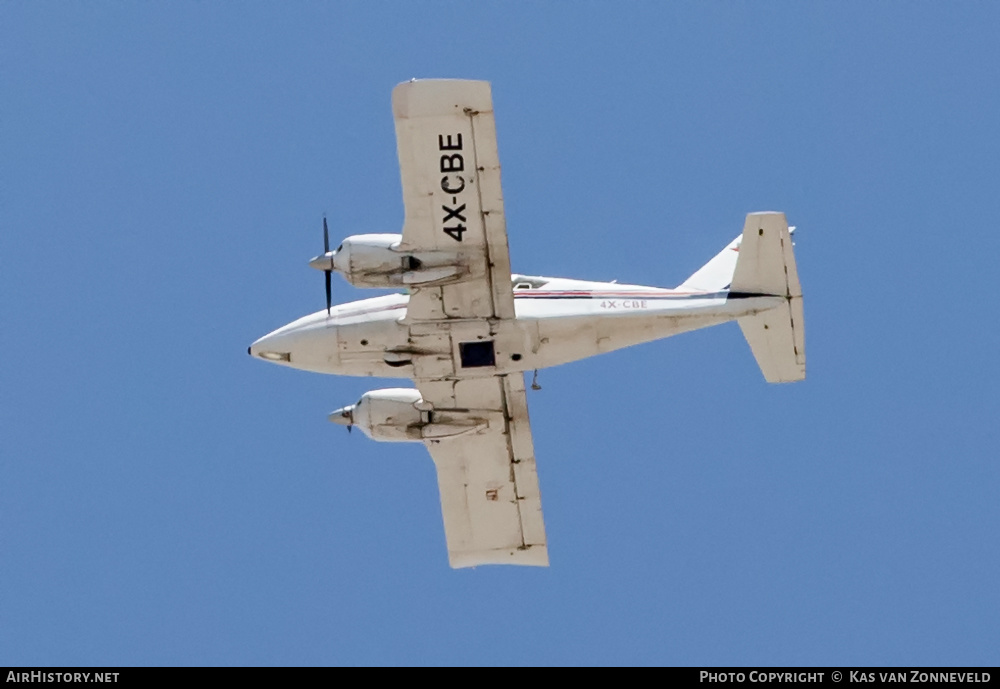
[309,233,467,288]
[328,388,489,443]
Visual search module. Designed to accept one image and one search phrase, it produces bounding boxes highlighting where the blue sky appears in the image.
[2,3,998,666]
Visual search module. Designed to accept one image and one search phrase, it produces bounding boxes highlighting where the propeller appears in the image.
[329,405,354,433]
[323,217,332,315]
[308,217,336,315]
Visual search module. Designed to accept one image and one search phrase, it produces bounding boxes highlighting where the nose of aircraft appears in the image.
[248,312,339,372]
[248,332,292,362]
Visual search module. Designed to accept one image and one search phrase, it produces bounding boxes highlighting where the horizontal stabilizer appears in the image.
[738,297,805,382]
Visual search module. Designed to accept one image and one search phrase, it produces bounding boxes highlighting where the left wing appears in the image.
[416,373,548,568]
[392,80,515,322]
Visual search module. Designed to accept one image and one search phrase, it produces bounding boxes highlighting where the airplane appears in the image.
[249,79,805,569]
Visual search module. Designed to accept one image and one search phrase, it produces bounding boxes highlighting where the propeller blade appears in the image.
[323,216,332,315]
[325,270,332,315]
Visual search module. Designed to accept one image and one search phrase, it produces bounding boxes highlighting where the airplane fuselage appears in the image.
[249,78,805,569]
[250,277,784,379]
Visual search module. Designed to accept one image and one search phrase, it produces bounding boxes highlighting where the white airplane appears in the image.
[250,80,805,569]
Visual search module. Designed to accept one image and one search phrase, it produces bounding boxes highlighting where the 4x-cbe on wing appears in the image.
[393,79,547,567]
[393,79,514,323]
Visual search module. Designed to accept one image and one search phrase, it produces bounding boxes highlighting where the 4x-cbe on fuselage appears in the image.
[248,275,785,379]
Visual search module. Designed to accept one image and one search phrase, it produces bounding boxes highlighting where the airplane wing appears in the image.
[392,80,515,321]
[416,373,548,568]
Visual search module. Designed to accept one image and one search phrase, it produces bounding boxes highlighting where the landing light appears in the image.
[259,351,291,362]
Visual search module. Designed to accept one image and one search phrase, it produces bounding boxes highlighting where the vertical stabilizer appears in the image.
[679,234,742,292]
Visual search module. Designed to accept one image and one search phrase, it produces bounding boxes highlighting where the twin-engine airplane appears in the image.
[250,79,805,569]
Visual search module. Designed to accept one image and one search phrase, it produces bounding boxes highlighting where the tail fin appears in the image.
[678,235,742,292]
[731,212,805,383]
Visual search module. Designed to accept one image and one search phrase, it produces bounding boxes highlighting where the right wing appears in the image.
[416,373,548,568]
